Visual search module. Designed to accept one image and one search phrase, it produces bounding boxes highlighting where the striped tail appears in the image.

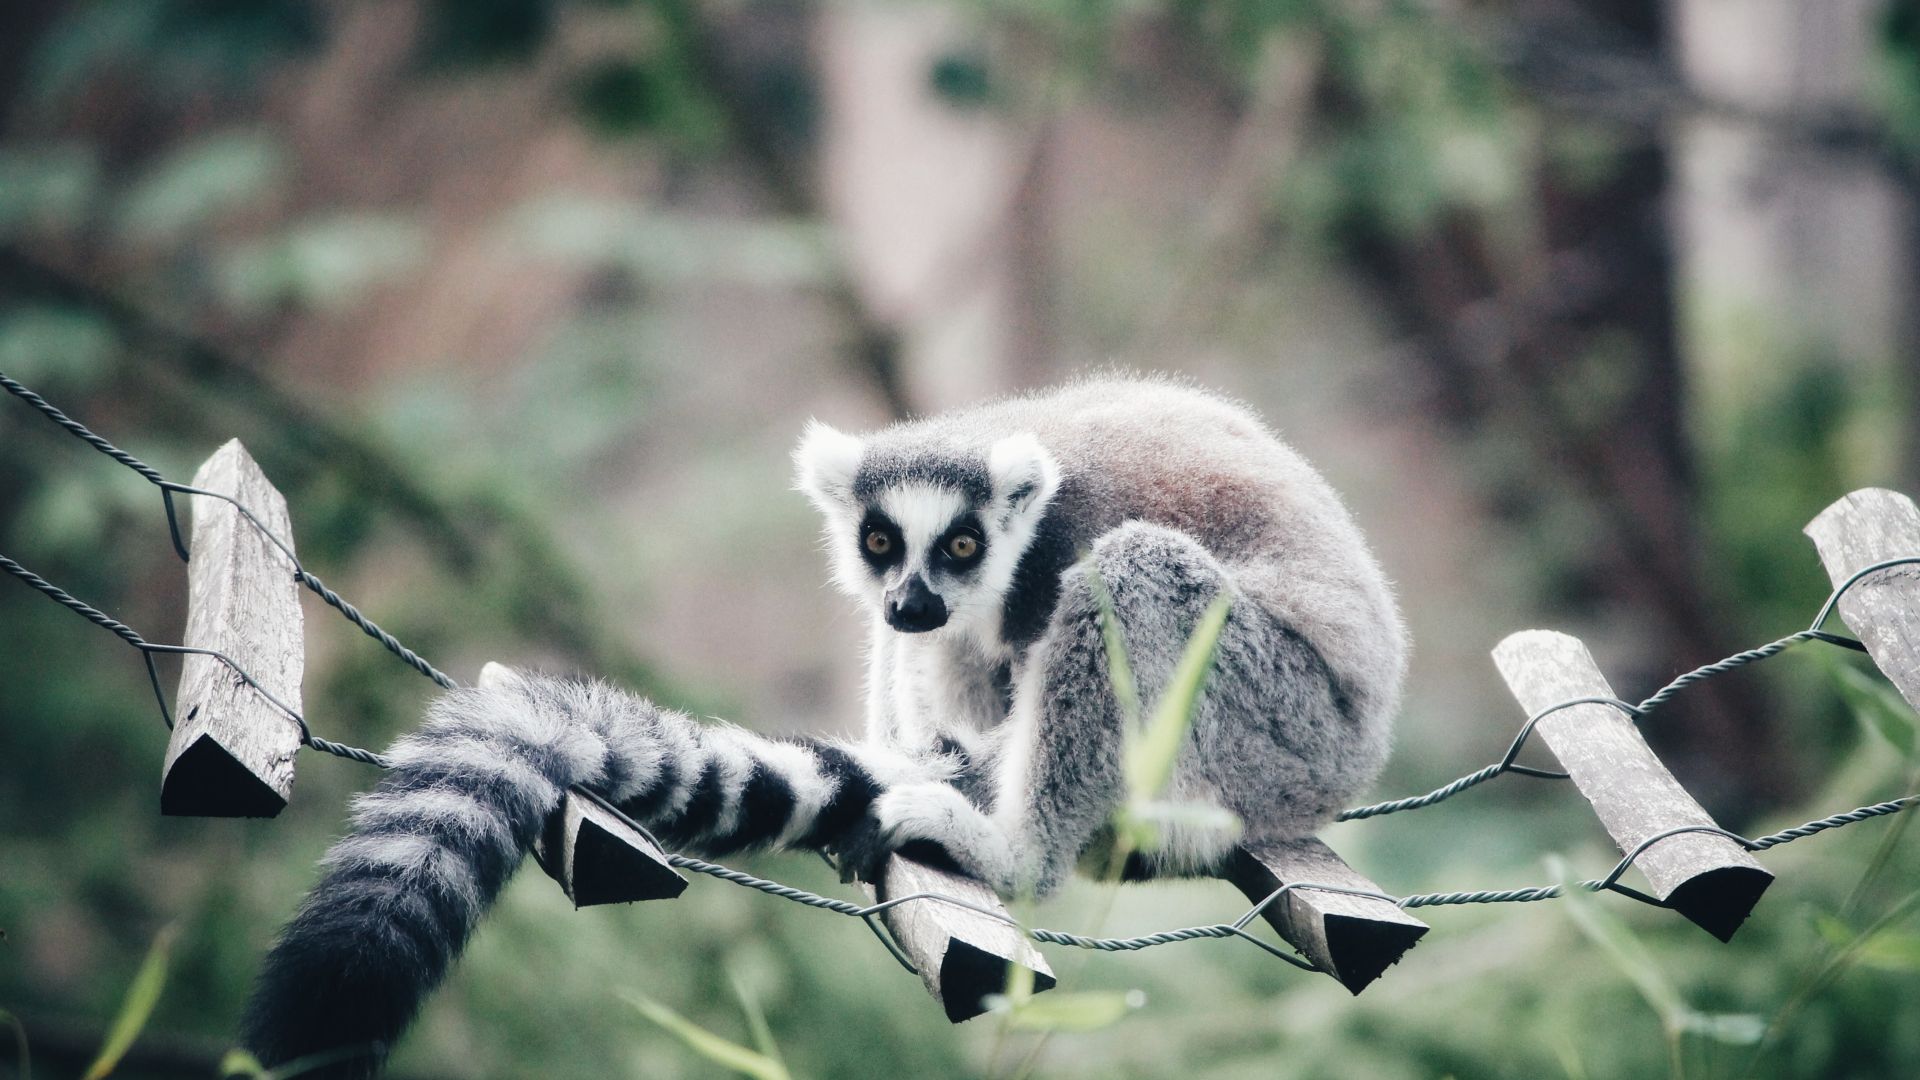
[239,667,929,1077]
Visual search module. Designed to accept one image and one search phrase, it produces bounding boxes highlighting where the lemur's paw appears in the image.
[868,783,1017,893]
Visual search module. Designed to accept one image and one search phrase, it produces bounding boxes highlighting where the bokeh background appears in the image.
[3,1,1920,1077]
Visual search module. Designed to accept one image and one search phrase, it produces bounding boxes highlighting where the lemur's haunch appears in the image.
[240,375,1407,1076]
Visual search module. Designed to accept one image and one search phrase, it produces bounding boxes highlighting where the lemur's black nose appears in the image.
[885,576,948,633]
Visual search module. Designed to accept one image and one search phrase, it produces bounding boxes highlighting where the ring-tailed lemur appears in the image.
[240,375,1406,1076]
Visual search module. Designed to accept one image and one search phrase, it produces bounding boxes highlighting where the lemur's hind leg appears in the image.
[873,521,1266,896]
[994,521,1253,893]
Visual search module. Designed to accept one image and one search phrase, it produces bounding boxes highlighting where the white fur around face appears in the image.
[987,433,1061,515]
[941,436,1060,653]
[878,484,968,574]
[792,420,865,514]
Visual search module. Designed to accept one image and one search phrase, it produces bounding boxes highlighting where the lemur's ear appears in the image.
[793,420,865,511]
[987,433,1060,517]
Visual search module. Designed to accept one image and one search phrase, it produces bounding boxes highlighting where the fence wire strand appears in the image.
[4,369,1919,976]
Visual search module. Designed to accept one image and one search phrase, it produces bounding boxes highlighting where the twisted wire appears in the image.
[1339,576,1895,822]
[6,370,1920,975]
[2,373,168,485]
[0,553,152,648]
[293,569,455,689]
[4,369,455,689]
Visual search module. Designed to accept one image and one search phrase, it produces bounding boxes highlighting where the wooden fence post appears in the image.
[1806,488,1920,711]
[1223,839,1427,994]
[163,439,305,817]
[472,663,688,905]
[1493,631,1772,941]
[870,856,1056,1023]
[534,792,688,906]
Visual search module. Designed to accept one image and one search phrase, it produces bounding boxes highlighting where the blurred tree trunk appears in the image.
[1337,1,1794,815]
[1673,0,1915,469]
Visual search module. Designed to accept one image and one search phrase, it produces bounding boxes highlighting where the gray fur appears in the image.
[241,374,1404,1073]
[240,676,927,1076]
[797,374,1407,894]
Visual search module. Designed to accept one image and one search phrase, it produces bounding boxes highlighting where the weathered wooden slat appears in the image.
[1493,630,1772,941]
[871,855,1055,1023]
[163,439,305,817]
[474,663,688,905]
[533,791,688,906]
[1223,838,1427,994]
[1806,488,1920,713]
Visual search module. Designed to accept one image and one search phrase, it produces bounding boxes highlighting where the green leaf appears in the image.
[929,51,994,108]
[114,132,283,242]
[984,990,1145,1033]
[1831,662,1917,758]
[1814,912,1856,949]
[0,143,99,237]
[217,1049,270,1079]
[727,972,784,1069]
[83,924,178,1080]
[505,197,831,286]
[1002,951,1037,1008]
[572,59,663,137]
[1551,857,1687,1028]
[623,993,789,1080]
[1125,595,1230,802]
[1675,1011,1766,1045]
[1846,929,1920,971]
[218,213,427,313]
[0,307,118,386]
[1087,568,1141,726]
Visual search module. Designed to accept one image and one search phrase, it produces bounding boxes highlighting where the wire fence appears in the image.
[4,368,1919,980]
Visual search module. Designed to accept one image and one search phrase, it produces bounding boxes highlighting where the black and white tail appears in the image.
[239,666,925,1078]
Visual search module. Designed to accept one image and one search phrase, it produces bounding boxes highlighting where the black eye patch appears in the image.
[858,511,903,570]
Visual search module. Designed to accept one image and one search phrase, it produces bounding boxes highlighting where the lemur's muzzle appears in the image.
[884,576,948,633]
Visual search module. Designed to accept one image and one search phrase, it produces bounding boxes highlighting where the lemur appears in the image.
[240,375,1407,1076]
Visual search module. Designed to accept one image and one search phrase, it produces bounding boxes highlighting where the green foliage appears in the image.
[1122,594,1229,804]
[1555,857,1765,1069]
[3,2,1919,1079]
[1876,0,1920,157]
[929,50,997,109]
[216,213,427,313]
[82,925,177,1080]
[573,59,668,137]
[25,0,318,107]
[1830,659,1918,760]
[114,132,284,244]
[624,992,791,1080]
[417,0,557,69]
[988,988,1145,1033]
[0,144,99,239]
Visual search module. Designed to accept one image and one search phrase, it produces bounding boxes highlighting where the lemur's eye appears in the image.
[946,533,980,560]
[865,529,892,556]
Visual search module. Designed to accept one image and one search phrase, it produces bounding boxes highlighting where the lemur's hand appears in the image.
[850,783,1018,896]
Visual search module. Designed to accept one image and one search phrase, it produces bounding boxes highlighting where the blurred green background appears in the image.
[4,1,1920,1077]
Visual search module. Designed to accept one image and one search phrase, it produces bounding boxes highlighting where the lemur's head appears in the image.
[794,421,1061,646]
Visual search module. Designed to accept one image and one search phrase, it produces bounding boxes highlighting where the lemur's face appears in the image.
[794,423,1060,649]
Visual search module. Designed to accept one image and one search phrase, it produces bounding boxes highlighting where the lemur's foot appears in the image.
[850,783,1018,895]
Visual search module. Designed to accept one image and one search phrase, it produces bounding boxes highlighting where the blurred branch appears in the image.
[1353,216,1793,811]
[655,0,915,419]
[1493,11,1917,181]
[1126,32,1321,360]
[0,245,674,698]
[1231,0,1797,813]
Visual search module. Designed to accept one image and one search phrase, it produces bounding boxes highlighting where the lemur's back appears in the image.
[861,376,1407,729]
